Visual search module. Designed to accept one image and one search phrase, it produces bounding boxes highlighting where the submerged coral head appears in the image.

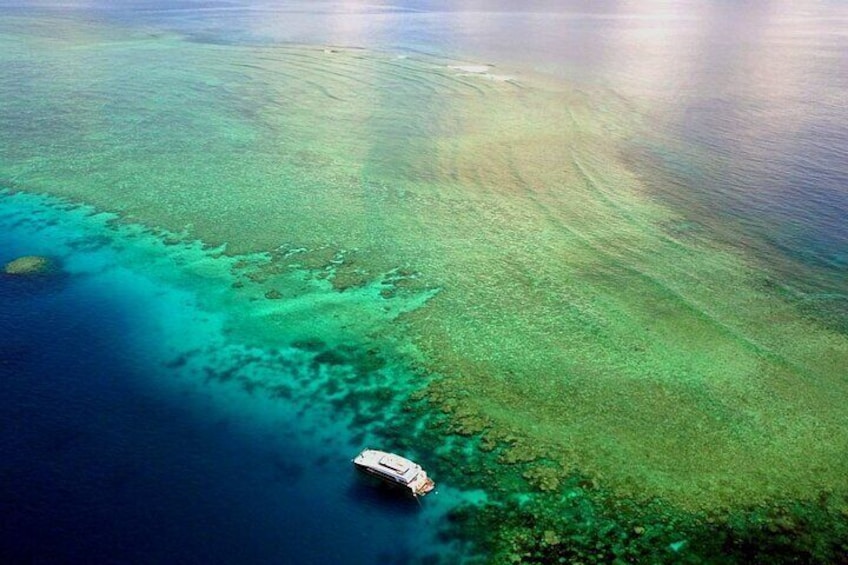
[3,255,56,276]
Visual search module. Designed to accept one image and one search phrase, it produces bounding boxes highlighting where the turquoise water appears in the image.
[2,1,847,563]
[0,191,469,563]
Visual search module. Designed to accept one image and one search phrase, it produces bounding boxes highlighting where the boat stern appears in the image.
[411,471,435,496]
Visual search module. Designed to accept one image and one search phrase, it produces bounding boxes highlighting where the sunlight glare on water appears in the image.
[1,1,847,563]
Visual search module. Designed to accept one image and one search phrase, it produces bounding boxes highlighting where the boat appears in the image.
[352,449,435,497]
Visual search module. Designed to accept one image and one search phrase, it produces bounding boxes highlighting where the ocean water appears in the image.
[0,191,463,564]
[1,1,847,563]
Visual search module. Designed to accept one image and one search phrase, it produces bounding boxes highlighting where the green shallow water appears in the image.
[2,11,848,557]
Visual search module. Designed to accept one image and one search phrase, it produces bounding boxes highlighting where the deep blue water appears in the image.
[0,277,287,563]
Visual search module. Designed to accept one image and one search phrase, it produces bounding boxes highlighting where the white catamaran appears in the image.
[352,449,435,497]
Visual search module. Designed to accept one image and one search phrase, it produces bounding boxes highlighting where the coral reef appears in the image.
[4,255,52,275]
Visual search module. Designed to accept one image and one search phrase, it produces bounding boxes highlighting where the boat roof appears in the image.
[354,449,422,483]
